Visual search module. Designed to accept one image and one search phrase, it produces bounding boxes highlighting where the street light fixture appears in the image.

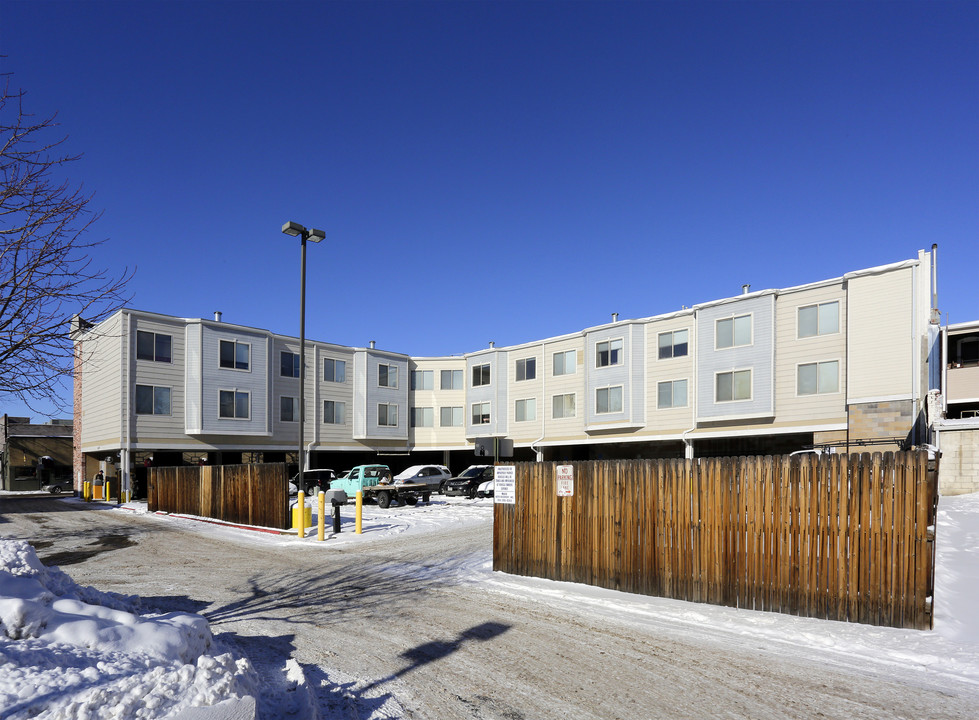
[282,221,325,499]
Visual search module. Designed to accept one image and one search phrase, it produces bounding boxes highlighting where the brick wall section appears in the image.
[938,427,979,496]
[73,341,83,494]
[848,401,913,447]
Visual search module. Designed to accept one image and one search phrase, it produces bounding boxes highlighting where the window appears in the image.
[553,350,576,376]
[280,396,298,422]
[323,400,346,425]
[324,358,346,383]
[472,401,491,425]
[798,301,840,338]
[658,330,688,359]
[219,390,249,419]
[596,386,623,414]
[410,407,434,427]
[411,370,433,390]
[716,315,751,349]
[135,385,170,415]
[440,406,463,427]
[441,369,463,390]
[136,331,172,363]
[515,398,536,422]
[280,351,300,378]
[377,403,398,427]
[798,360,839,395]
[516,357,536,382]
[716,370,751,402]
[596,339,623,367]
[657,379,688,409]
[378,364,398,388]
[472,363,491,387]
[219,340,249,370]
[552,393,576,419]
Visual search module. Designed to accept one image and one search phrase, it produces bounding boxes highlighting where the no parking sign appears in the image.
[556,465,574,497]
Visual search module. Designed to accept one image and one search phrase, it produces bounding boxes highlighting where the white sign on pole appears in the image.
[495,465,516,504]
[556,464,574,497]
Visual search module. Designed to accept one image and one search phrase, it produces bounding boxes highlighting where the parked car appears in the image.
[475,478,494,498]
[289,469,337,496]
[444,465,494,498]
[394,464,451,493]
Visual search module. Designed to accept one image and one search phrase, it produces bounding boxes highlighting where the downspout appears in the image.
[682,311,698,460]
[531,343,547,462]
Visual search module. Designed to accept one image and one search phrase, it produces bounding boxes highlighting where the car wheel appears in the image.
[49,485,63,495]
[305,484,316,496]
[439,481,446,494]
[376,491,391,509]
[468,486,477,500]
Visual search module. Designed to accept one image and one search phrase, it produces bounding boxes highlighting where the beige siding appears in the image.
[644,316,695,435]
[79,313,124,449]
[847,267,914,401]
[505,346,544,444]
[775,284,847,423]
[408,357,467,449]
[131,316,187,441]
[313,343,356,446]
[544,337,586,435]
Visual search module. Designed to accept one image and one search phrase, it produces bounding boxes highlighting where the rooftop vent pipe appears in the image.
[742,284,750,295]
[369,340,376,349]
[214,311,222,322]
[489,341,495,348]
[612,313,619,323]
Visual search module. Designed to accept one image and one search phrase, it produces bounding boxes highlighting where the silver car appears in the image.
[394,464,452,493]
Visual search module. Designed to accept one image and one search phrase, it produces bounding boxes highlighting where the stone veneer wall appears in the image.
[847,400,914,448]
[937,427,979,496]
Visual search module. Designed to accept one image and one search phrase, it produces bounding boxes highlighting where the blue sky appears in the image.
[1,0,976,419]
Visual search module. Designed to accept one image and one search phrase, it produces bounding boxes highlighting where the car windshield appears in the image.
[395,466,424,478]
[460,467,484,478]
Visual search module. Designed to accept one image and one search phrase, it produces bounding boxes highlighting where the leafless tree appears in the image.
[0,76,131,413]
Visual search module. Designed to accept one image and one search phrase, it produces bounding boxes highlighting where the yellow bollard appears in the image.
[317,491,325,541]
[83,481,89,502]
[355,491,363,534]
[297,491,306,538]
[105,480,111,503]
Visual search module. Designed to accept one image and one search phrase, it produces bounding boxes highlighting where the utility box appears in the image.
[323,489,347,505]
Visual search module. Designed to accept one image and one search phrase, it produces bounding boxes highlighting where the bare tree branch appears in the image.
[0,74,132,413]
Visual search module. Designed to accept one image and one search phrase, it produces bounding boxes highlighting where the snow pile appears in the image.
[0,539,257,720]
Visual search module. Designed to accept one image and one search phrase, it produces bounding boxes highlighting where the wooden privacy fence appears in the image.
[148,463,290,530]
[494,453,937,629]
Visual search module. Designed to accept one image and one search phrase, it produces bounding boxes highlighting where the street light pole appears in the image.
[281,221,325,496]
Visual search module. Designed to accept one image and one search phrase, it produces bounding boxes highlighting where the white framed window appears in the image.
[324,358,346,383]
[377,403,398,427]
[797,360,840,395]
[715,370,751,402]
[441,369,463,390]
[280,351,300,378]
[552,393,576,419]
[515,398,537,422]
[378,364,398,388]
[472,401,491,425]
[136,331,172,363]
[657,379,688,409]
[516,357,536,382]
[798,301,840,338]
[280,396,298,422]
[472,363,491,387]
[440,406,463,427]
[219,340,250,370]
[410,407,434,427]
[716,315,751,349]
[658,330,688,359]
[219,389,249,419]
[135,385,170,415]
[411,370,434,390]
[596,386,623,414]
[553,350,576,376]
[323,400,346,425]
[596,339,623,367]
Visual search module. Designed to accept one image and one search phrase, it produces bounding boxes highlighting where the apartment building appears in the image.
[71,249,941,495]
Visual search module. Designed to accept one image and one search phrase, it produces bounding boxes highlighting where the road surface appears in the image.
[2,495,976,719]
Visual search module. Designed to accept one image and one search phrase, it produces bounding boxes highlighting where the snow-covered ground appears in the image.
[2,491,978,719]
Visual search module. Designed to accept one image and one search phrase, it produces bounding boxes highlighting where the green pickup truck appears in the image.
[331,464,432,508]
